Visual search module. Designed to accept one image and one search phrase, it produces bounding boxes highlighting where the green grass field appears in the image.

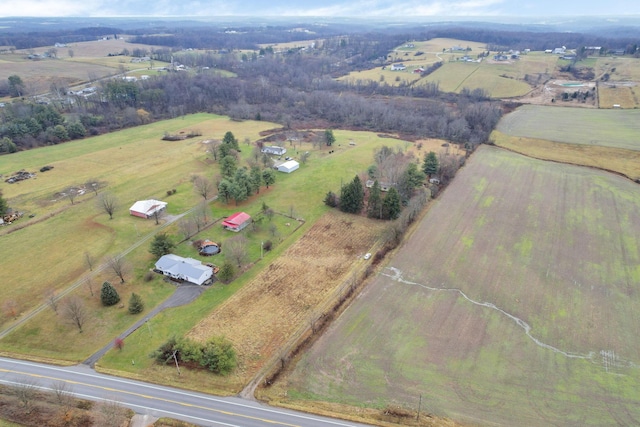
[496,104,640,150]
[284,146,640,426]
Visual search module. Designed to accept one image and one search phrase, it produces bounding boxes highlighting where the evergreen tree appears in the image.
[218,179,233,204]
[324,191,338,208]
[262,169,276,188]
[249,165,262,194]
[0,190,8,216]
[220,155,237,178]
[339,175,364,214]
[217,262,235,283]
[382,187,402,220]
[397,163,426,204]
[100,281,120,307]
[324,129,336,146]
[128,293,144,314]
[422,151,439,177]
[149,233,175,257]
[367,180,383,219]
[222,131,239,151]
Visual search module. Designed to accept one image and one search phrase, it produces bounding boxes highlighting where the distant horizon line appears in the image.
[1,14,640,19]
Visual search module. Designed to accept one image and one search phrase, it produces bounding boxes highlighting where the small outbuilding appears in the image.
[129,199,167,219]
[222,212,251,232]
[154,254,213,285]
[277,160,299,173]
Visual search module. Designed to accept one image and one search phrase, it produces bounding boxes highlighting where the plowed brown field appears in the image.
[188,210,385,391]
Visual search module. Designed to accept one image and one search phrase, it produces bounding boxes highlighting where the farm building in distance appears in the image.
[222,212,251,232]
[154,254,213,285]
[262,146,287,156]
[129,199,167,219]
[390,63,406,71]
[277,160,300,173]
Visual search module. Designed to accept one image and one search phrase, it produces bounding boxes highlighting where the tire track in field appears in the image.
[382,267,597,361]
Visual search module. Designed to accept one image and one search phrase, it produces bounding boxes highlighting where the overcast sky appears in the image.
[0,0,638,18]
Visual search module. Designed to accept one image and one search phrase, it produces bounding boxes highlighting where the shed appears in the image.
[277,160,299,173]
[154,254,213,285]
[222,212,251,232]
[129,199,167,219]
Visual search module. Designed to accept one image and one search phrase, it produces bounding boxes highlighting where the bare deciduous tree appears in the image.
[193,175,214,200]
[45,288,58,314]
[98,192,117,219]
[62,296,88,333]
[11,379,40,413]
[152,206,165,225]
[85,276,95,297]
[84,179,103,196]
[206,140,221,161]
[107,255,129,284]
[52,381,74,408]
[94,399,128,427]
[84,251,94,271]
[63,187,79,205]
[225,235,249,267]
[178,216,197,240]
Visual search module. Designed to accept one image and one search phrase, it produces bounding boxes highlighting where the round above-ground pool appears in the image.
[199,240,221,256]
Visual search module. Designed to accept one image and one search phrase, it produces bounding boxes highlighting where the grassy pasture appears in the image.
[0,114,279,329]
[0,38,172,94]
[595,56,640,81]
[419,59,533,98]
[598,83,639,109]
[496,104,640,150]
[282,146,640,426]
[493,130,640,181]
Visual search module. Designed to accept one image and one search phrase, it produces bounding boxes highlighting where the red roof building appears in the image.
[222,212,251,232]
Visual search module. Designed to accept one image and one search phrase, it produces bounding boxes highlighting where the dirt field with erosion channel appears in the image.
[275,146,640,427]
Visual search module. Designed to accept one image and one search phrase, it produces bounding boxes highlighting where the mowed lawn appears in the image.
[284,146,640,426]
[497,104,640,150]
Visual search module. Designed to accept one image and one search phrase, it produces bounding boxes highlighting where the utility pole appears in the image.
[417,394,422,421]
[261,241,264,259]
[172,350,181,376]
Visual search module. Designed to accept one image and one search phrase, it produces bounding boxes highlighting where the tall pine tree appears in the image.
[339,175,364,214]
[422,151,439,177]
[382,187,402,220]
[367,180,383,219]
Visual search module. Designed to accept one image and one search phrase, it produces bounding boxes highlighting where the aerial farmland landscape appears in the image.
[0,7,640,427]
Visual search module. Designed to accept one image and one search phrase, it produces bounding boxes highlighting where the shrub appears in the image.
[263,240,272,252]
[100,282,120,307]
[150,336,237,375]
[217,262,235,283]
[143,271,155,282]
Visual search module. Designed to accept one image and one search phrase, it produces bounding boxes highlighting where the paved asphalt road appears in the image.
[0,357,372,427]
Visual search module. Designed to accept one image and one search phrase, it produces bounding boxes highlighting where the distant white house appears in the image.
[155,254,213,285]
[129,199,167,219]
[390,63,406,71]
[261,146,287,156]
[277,160,299,173]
